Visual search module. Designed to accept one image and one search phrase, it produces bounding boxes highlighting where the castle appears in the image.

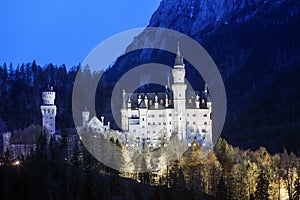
[2,87,58,159]
[82,44,213,151]
[40,86,57,135]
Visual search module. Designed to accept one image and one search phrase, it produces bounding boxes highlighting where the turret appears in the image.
[171,43,187,142]
[42,86,55,105]
[122,89,126,108]
[154,94,159,109]
[172,43,185,83]
[174,42,184,67]
[2,132,11,154]
[138,94,142,105]
[127,98,132,109]
[195,94,200,109]
[165,93,169,107]
[204,84,212,109]
[40,86,57,135]
[144,94,148,109]
[82,107,90,128]
[121,91,129,131]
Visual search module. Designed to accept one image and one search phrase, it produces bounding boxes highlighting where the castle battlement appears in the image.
[41,86,57,135]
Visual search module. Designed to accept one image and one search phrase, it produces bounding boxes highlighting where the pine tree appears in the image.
[293,178,300,200]
[255,171,269,200]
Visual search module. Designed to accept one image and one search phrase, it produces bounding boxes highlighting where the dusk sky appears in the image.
[0,0,161,68]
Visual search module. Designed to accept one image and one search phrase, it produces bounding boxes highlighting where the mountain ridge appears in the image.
[103,0,300,152]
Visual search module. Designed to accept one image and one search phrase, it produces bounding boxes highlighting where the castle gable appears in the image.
[87,116,103,128]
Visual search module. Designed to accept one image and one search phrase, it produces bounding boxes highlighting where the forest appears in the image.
[0,61,300,199]
[1,60,300,154]
[0,61,112,134]
[1,131,300,200]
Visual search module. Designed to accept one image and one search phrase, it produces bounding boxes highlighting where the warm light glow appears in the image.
[12,160,20,166]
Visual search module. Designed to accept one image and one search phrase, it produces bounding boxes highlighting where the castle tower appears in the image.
[171,43,187,141]
[139,100,147,152]
[82,106,90,128]
[204,85,213,148]
[2,132,11,154]
[40,86,57,135]
[121,90,129,131]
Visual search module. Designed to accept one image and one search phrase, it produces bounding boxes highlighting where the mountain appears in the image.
[102,0,300,153]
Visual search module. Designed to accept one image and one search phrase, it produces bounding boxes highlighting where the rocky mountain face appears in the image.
[103,0,300,152]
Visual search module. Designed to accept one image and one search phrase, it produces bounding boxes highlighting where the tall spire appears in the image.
[177,41,181,55]
[122,89,126,108]
[174,42,184,66]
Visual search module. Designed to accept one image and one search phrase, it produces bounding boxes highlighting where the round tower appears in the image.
[40,86,57,135]
[82,106,90,128]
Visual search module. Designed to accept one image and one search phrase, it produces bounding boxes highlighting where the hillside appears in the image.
[103,0,300,152]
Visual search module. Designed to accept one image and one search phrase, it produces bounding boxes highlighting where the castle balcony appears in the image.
[129,119,139,125]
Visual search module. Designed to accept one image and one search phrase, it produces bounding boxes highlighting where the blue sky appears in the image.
[0,0,161,68]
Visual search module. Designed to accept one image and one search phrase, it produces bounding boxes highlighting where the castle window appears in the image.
[159,114,164,117]
[153,122,155,125]
[187,113,189,117]
[193,121,196,125]
[191,129,194,132]
[142,126,145,128]
[169,121,171,125]
[151,114,155,118]
[168,113,172,117]
[204,122,207,125]
[133,130,136,133]
[202,129,207,133]
[192,114,196,117]
[187,121,189,125]
[153,131,156,133]
[203,114,207,117]
[170,129,172,132]
[158,122,161,125]
[163,122,166,125]
[148,122,151,125]
[147,131,150,133]
[142,118,144,121]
